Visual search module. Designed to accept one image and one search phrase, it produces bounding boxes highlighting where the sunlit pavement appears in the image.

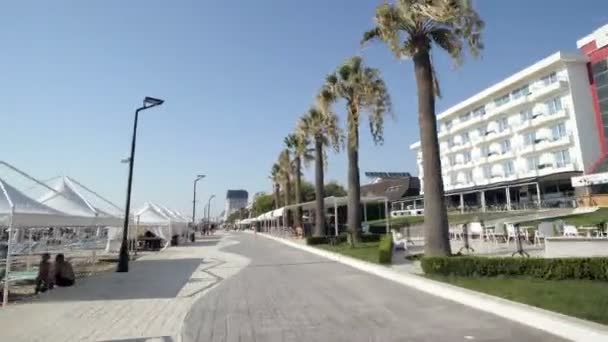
[181,232,563,342]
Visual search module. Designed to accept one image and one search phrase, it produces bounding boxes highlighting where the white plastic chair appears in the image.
[468,222,485,240]
[391,230,407,251]
[534,222,555,245]
[491,222,507,244]
[506,224,529,246]
[563,225,579,237]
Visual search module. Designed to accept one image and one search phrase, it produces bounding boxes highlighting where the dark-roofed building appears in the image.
[360,172,420,202]
[224,190,248,221]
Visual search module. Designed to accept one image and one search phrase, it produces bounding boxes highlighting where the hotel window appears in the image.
[450,173,457,184]
[472,106,486,117]
[554,150,571,168]
[551,122,567,140]
[445,120,453,130]
[520,108,533,121]
[511,85,530,99]
[478,127,486,136]
[546,97,563,114]
[481,145,490,157]
[459,112,471,122]
[449,155,456,166]
[494,94,510,107]
[497,117,509,132]
[504,161,515,176]
[500,139,511,153]
[527,156,540,171]
[482,165,491,179]
[448,137,454,147]
[540,72,557,86]
[462,132,470,143]
[523,131,536,146]
[463,151,472,163]
[465,170,473,183]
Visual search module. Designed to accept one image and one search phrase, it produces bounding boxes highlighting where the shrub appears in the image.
[421,256,608,281]
[378,235,393,264]
[360,234,382,243]
[305,235,347,245]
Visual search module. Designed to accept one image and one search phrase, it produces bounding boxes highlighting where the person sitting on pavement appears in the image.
[53,253,75,287]
[35,253,53,294]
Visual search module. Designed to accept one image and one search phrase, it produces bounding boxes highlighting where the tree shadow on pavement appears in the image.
[37,258,202,302]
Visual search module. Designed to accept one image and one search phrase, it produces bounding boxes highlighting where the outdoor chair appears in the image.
[563,224,579,237]
[534,222,556,245]
[467,222,485,240]
[490,222,507,244]
[391,230,408,251]
[506,223,529,246]
[449,224,463,240]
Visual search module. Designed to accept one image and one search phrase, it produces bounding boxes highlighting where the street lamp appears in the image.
[117,96,164,273]
[192,175,205,228]
[206,194,216,224]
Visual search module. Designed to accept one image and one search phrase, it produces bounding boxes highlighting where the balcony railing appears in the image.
[529,80,569,102]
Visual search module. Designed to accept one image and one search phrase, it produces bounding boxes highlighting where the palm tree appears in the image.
[297,107,341,237]
[362,0,484,256]
[278,149,293,228]
[318,56,392,244]
[270,163,281,209]
[284,133,313,230]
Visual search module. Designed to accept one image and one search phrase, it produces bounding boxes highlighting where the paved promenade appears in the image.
[0,232,250,342]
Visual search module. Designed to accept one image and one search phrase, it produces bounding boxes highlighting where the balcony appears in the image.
[518,136,573,156]
[529,80,569,102]
[483,128,512,144]
[486,95,530,118]
[451,161,475,172]
[515,108,569,132]
[444,114,485,136]
[487,150,515,163]
[448,141,472,154]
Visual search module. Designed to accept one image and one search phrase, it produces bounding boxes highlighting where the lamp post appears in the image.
[117,96,164,273]
[206,194,216,225]
[192,175,205,230]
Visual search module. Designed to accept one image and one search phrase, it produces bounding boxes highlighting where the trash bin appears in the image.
[171,235,179,246]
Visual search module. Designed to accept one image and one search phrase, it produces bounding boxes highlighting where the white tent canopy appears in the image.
[38,177,122,227]
[0,178,89,228]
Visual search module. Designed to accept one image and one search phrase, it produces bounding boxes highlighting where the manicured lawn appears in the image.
[520,208,608,228]
[316,242,381,264]
[429,275,608,325]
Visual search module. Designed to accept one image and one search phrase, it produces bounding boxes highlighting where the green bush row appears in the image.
[378,235,393,264]
[421,256,608,280]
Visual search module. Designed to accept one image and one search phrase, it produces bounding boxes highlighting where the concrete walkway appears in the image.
[182,232,563,342]
[0,232,250,342]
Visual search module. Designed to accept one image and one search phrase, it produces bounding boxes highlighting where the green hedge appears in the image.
[305,235,348,245]
[360,234,382,242]
[421,256,608,280]
[378,235,393,264]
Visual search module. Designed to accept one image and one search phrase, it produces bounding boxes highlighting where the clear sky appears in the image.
[3,1,608,218]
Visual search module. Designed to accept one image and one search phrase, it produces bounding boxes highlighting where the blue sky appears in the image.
[3,1,608,218]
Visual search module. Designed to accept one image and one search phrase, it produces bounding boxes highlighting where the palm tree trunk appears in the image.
[314,138,325,237]
[413,50,451,256]
[273,183,281,209]
[294,156,303,229]
[284,175,292,228]
[347,107,361,245]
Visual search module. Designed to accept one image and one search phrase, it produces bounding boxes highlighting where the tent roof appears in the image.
[135,202,171,224]
[39,177,99,217]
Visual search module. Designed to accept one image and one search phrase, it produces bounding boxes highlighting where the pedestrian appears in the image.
[53,253,75,287]
[35,253,53,294]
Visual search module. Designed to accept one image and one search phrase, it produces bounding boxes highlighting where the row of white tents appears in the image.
[1,162,190,306]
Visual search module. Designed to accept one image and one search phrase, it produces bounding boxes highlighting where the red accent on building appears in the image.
[580,38,608,161]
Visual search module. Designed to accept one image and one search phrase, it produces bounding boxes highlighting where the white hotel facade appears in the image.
[409,51,602,211]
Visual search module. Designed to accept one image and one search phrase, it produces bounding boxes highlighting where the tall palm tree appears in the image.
[278,149,293,228]
[362,0,483,256]
[270,163,281,209]
[319,56,392,244]
[297,107,341,237]
[284,133,313,230]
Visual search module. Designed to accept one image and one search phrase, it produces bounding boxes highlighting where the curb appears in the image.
[256,232,608,342]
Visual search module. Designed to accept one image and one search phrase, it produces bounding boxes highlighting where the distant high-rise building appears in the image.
[224,190,248,221]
